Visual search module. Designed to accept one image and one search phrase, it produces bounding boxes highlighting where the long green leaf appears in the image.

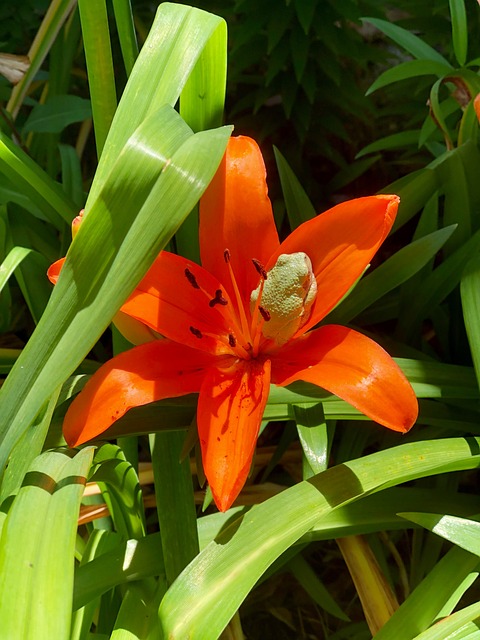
[0,131,77,227]
[6,0,77,118]
[397,228,480,340]
[328,225,457,325]
[158,437,480,638]
[449,0,468,67]
[361,18,452,66]
[23,95,92,134]
[88,2,227,205]
[0,108,231,491]
[411,602,480,639]
[274,146,316,228]
[112,0,139,76]
[0,447,94,639]
[461,254,480,392]
[78,0,117,158]
[366,60,452,95]
[374,544,480,639]
[400,512,480,557]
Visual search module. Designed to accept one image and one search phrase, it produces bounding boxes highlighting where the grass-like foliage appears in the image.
[0,1,480,638]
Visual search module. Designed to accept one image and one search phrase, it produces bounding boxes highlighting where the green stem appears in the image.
[149,430,199,585]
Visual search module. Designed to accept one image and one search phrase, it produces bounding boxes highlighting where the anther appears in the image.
[252,258,268,280]
[209,289,228,307]
[185,268,200,289]
[259,306,271,322]
[228,334,236,347]
[224,249,231,263]
[189,326,203,339]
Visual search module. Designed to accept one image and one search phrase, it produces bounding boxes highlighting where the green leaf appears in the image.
[88,2,227,206]
[0,107,231,492]
[90,444,146,540]
[293,403,331,477]
[0,131,77,228]
[78,0,117,158]
[294,0,318,33]
[149,431,199,585]
[59,143,85,208]
[361,18,452,66]
[433,148,471,253]
[328,225,457,325]
[111,581,161,639]
[397,228,480,340]
[73,533,165,610]
[290,25,310,82]
[410,602,480,639]
[273,146,315,228]
[449,0,468,67]
[0,448,94,639]
[429,79,454,150]
[374,544,480,639]
[157,437,480,638]
[329,155,380,192]
[356,130,422,158]
[111,0,139,76]
[461,254,480,392]
[0,246,32,293]
[400,512,480,556]
[23,95,92,134]
[6,0,78,119]
[366,60,452,96]
[288,554,349,621]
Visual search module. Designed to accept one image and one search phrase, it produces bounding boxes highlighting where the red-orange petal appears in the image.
[64,341,221,446]
[269,195,399,334]
[120,251,241,355]
[197,357,272,511]
[199,136,280,306]
[271,325,417,432]
[47,258,65,284]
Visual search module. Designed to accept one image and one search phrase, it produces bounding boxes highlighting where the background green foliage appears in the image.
[1,1,480,639]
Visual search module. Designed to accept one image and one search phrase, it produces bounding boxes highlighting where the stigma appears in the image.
[250,252,317,346]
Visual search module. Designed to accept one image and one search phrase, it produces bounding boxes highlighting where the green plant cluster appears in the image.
[0,1,480,639]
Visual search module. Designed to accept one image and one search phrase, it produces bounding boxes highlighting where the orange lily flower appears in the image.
[51,136,418,512]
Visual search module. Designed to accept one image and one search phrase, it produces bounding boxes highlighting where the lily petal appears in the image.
[121,251,240,355]
[64,341,221,446]
[269,195,399,333]
[197,357,271,511]
[199,136,280,306]
[271,324,417,432]
[47,258,65,284]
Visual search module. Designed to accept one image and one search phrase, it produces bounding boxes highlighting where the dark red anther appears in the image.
[259,306,271,321]
[228,334,236,347]
[189,326,203,339]
[252,258,267,280]
[223,249,231,263]
[185,268,200,289]
[209,289,228,307]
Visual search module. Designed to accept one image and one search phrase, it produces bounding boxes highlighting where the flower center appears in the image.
[250,252,317,346]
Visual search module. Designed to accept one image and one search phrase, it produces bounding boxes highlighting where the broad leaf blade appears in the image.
[0,448,94,639]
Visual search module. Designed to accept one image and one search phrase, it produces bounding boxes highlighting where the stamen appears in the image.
[197,327,250,358]
[209,289,228,307]
[223,248,253,350]
[250,276,269,356]
[189,326,203,339]
[259,306,271,322]
[252,258,268,280]
[185,268,200,289]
